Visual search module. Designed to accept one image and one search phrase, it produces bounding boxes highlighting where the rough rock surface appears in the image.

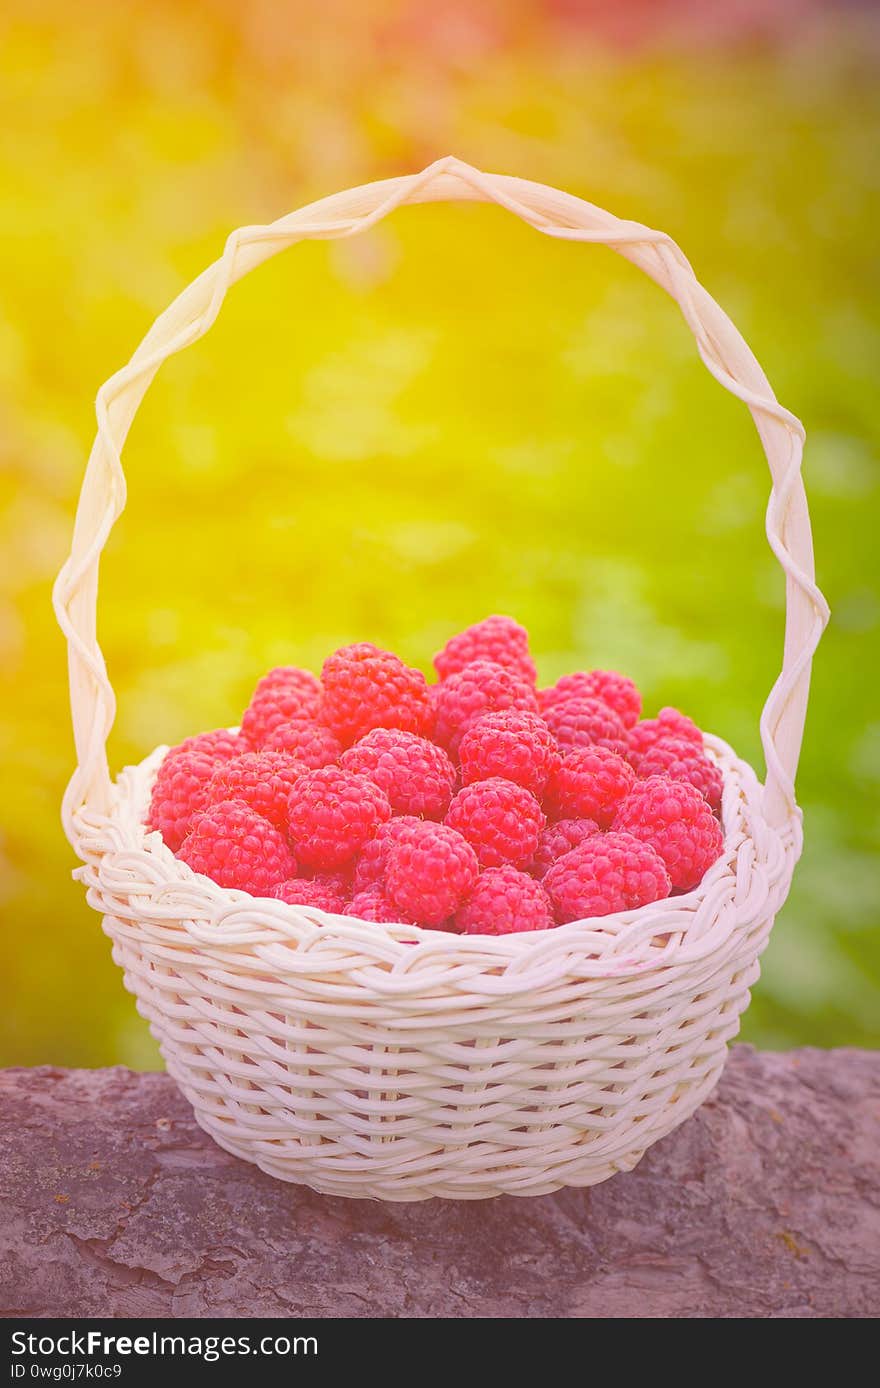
[0,1047,877,1318]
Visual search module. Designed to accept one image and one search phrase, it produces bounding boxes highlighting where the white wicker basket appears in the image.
[54,158,828,1201]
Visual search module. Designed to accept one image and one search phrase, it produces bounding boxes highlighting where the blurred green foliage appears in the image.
[0,3,877,1067]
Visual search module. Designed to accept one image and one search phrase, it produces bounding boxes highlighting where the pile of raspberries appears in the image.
[146,616,724,934]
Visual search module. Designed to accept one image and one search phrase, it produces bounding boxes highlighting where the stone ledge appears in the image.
[1,1046,878,1318]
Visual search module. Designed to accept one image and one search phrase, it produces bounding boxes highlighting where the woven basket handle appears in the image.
[53,156,828,834]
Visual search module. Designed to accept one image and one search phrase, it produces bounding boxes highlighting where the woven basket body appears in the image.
[54,159,828,1200]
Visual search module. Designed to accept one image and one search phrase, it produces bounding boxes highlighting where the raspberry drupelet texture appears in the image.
[203,751,307,831]
[434,615,537,685]
[547,745,635,828]
[540,670,641,729]
[456,865,554,936]
[352,816,424,893]
[345,888,415,924]
[263,717,342,769]
[240,667,323,747]
[628,707,703,767]
[147,746,225,852]
[340,728,456,819]
[321,643,433,746]
[614,776,724,892]
[177,799,296,896]
[445,777,545,869]
[529,817,601,879]
[433,660,539,755]
[287,766,392,870]
[637,737,723,812]
[385,822,479,927]
[542,696,629,759]
[544,831,671,923]
[177,729,244,762]
[458,709,560,798]
[271,878,347,913]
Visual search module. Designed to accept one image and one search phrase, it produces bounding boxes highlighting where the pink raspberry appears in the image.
[445,777,545,869]
[628,707,703,767]
[614,776,724,892]
[263,717,341,769]
[345,888,416,925]
[177,729,244,762]
[542,696,629,759]
[147,745,226,852]
[547,746,635,828]
[271,878,347,913]
[433,660,539,755]
[529,817,601,878]
[458,709,560,797]
[637,737,723,812]
[203,751,307,831]
[177,799,296,895]
[340,728,456,819]
[352,816,424,893]
[544,831,671,923]
[321,643,433,746]
[240,667,323,747]
[434,615,537,685]
[456,866,554,935]
[540,670,641,730]
[287,766,392,870]
[386,822,479,927]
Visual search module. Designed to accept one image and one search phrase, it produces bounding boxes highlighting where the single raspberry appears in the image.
[147,745,226,852]
[544,831,671,923]
[263,717,342,768]
[540,670,641,730]
[203,751,307,831]
[628,707,703,767]
[444,777,545,869]
[271,878,347,913]
[240,667,323,747]
[547,746,635,828]
[637,737,723,812]
[352,816,424,893]
[340,728,456,819]
[386,821,479,927]
[456,866,554,935]
[614,776,724,892]
[287,766,392,870]
[434,615,537,685]
[542,696,629,759]
[433,660,539,756]
[345,888,416,925]
[458,709,560,798]
[529,817,601,878]
[321,642,433,746]
[177,798,296,895]
[177,729,244,762]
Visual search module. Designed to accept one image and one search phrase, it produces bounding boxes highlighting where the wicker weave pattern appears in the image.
[54,160,828,1199]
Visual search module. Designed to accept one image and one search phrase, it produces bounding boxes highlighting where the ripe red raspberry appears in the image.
[352,816,424,893]
[203,751,307,831]
[321,643,433,746]
[177,729,244,762]
[540,670,641,730]
[177,799,296,895]
[637,738,723,812]
[287,767,392,870]
[433,660,539,755]
[529,817,601,879]
[345,888,416,925]
[456,866,554,936]
[147,746,225,852]
[386,822,479,927]
[628,707,703,767]
[240,667,323,747]
[444,777,545,869]
[340,728,456,819]
[542,696,629,759]
[544,831,671,923]
[434,615,537,685]
[263,717,341,769]
[271,878,347,913]
[547,746,635,828]
[614,776,724,892]
[458,709,560,797]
